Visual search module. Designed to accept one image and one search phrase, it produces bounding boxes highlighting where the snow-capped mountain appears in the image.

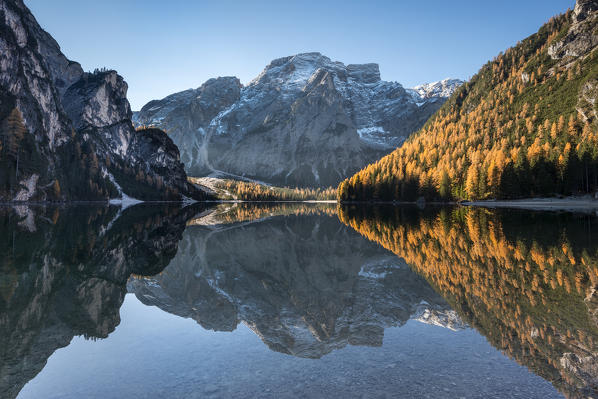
[135,52,463,187]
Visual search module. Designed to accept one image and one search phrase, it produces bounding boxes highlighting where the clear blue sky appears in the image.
[25,0,575,110]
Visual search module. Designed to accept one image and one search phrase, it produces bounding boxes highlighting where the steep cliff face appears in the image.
[0,0,207,201]
[128,211,464,358]
[135,53,462,187]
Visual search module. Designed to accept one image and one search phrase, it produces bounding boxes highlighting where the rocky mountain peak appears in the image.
[250,52,383,88]
[249,52,337,89]
[63,70,131,131]
[410,78,464,100]
[196,76,242,111]
[0,0,208,201]
[346,63,381,84]
[135,52,463,187]
[574,0,598,22]
[200,76,241,94]
[548,0,598,60]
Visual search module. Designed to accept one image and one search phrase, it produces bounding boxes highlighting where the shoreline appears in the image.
[0,199,338,206]
[3,197,598,212]
[462,197,598,211]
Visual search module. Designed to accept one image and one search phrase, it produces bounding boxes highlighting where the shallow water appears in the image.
[3,203,598,398]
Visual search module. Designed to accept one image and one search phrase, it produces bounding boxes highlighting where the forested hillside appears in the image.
[338,1,598,201]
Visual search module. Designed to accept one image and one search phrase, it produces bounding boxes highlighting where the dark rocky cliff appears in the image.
[0,0,209,201]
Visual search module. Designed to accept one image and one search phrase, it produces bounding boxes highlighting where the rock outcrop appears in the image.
[548,0,598,60]
[135,53,462,187]
[0,0,208,201]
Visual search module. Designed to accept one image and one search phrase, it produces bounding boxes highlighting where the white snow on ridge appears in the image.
[411,302,467,332]
[409,78,464,101]
[105,168,143,209]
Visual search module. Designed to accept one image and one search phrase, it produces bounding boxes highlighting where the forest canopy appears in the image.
[338,9,598,202]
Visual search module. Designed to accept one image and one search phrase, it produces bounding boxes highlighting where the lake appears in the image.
[2,203,597,398]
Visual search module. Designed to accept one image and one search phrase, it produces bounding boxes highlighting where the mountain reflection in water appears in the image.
[1,202,597,398]
[0,204,205,399]
[129,204,462,359]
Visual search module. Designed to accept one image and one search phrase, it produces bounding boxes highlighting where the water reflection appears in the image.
[2,202,598,398]
[339,205,598,398]
[129,204,462,359]
[0,204,206,399]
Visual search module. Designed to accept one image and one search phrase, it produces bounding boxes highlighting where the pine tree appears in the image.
[439,170,452,200]
[465,165,479,200]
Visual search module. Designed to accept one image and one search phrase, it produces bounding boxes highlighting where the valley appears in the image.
[2,2,598,397]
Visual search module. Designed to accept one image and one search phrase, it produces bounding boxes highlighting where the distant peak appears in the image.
[410,78,464,100]
[266,52,327,68]
[252,52,383,86]
[201,76,242,88]
[293,51,326,59]
[413,78,463,88]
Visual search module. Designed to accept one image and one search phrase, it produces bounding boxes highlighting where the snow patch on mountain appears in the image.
[408,78,464,101]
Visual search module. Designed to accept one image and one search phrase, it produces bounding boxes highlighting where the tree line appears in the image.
[213,179,336,201]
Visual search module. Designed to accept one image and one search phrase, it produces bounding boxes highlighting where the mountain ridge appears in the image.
[135,52,463,187]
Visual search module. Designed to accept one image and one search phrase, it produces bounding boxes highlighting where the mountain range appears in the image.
[2,0,596,202]
[134,53,462,187]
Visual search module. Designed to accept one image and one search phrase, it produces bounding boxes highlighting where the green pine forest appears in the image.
[338,8,598,202]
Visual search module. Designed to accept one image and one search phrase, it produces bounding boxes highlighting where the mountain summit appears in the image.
[135,52,462,187]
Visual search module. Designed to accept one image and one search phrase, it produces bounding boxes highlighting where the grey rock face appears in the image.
[574,0,598,22]
[0,0,207,201]
[548,0,598,60]
[135,52,463,187]
[578,79,598,123]
[128,210,464,358]
[136,77,242,174]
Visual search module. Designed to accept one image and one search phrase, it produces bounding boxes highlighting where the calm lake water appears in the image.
[2,203,597,398]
